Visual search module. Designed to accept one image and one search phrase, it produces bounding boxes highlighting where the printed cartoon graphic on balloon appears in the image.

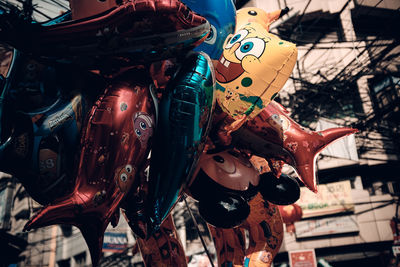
[116,164,136,193]
[133,112,154,144]
[215,10,297,120]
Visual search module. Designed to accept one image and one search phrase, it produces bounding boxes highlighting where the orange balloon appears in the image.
[278,204,303,224]
[136,214,187,267]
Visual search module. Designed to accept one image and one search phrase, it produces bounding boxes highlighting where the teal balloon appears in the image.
[147,52,216,229]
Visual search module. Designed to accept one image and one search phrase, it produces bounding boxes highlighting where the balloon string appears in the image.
[183,196,215,267]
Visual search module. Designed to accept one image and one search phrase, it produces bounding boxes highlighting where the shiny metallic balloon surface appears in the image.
[25,69,155,266]
[147,52,216,228]
[232,101,358,192]
[181,0,236,60]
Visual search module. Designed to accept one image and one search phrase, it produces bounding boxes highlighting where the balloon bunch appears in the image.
[0,1,357,266]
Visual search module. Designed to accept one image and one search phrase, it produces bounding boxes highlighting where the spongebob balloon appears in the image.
[215,7,297,120]
[236,7,289,29]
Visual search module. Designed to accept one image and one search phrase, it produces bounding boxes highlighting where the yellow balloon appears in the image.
[236,7,283,30]
[215,8,297,120]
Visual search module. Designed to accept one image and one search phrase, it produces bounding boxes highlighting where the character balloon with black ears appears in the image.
[0,1,358,267]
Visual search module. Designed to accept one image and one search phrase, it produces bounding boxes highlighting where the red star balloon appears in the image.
[232,101,358,192]
[24,69,155,266]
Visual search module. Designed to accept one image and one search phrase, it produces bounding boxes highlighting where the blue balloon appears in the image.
[147,52,216,229]
[0,52,87,205]
[181,0,236,60]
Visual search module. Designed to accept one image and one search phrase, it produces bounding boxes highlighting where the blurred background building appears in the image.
[0,0,400,266]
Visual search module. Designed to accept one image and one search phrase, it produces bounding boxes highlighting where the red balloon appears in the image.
[232,101,358,192]
[7,0,210,65]
[69,0,117,20]
[278,204,303,224]
[24,69,155,266]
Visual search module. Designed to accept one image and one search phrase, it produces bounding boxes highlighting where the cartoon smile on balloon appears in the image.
[215,17,297,120]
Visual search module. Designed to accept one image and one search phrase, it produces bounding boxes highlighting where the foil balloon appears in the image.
[231,101,358,192]
[278,203,302,233]
[0,0,210,66]
[188,149,259,228]
[24,69,155,266]
[69,0,117,20]
[208,226,246,266]
[236,7,289,30]
[198,191,250,229]
[215,9,297,120]
[0,51,87,205]
[136,214,187,267]
[192,150,259,192]
[258,173,300,206]
[243,195,283,267]
[181,0,236,60]
[147,52,215,229]
[278,203,303,225]
[209,194,283,267]
[122,177,149,239]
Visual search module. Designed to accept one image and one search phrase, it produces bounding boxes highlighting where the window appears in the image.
[57,259,70,267]
[74,252,86,267]
[60,225,72,237]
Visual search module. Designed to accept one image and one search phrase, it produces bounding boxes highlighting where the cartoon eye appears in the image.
[140,122,147,130]
[225,29,249,49]
[248,10,258,16]
[205,25,217,45]
[125,164,133,173]
[234,38,265,60]
[120,173,128,182]
[135,129,141,136]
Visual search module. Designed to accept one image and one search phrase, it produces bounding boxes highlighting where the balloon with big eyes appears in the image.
[215,21,298,120]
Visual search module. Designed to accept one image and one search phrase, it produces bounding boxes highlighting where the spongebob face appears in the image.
[215,22,298,120]
[216,27,269,83]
